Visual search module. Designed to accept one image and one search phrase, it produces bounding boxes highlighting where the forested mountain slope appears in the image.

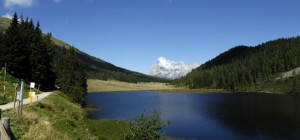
[53,43,168,83]
[176,37,300,93]
[0,17,168,83]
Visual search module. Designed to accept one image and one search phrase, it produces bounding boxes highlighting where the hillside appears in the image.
[176,37,300,94]
[0,17,168,83]
[3,92,129,139]
[0,18,10,30]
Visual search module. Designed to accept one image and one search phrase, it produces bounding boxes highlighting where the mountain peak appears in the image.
[149,57,199,79]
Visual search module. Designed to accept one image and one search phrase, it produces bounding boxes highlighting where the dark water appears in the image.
[85,91,300,140]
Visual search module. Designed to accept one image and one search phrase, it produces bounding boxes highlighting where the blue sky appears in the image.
[1,0,300,74]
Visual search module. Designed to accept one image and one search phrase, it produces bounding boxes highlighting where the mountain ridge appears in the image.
[176,36,300,93]
[0,17,168,83]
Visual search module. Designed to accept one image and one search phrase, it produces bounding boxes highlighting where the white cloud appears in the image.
[2,12,13,19]
[149,57,199,79]
[3,0,61,8]
[4,0,37,8]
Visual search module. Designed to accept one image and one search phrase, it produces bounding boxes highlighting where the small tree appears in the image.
[122,111,170,140]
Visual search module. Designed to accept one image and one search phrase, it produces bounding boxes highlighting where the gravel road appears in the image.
[0,92,53,111]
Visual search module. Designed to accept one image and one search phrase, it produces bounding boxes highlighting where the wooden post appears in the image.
[0,108,2,120]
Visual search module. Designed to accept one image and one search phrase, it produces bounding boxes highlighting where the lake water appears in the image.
[85,91,300,140]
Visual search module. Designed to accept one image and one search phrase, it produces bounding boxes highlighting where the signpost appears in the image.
[30,82,35,89]
[13,83,18,111]
[18,80,24,117]
[29,82,35,103]
[13,81,37,117]
[16,92,21,101]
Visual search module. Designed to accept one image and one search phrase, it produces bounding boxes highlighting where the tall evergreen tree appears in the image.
[2,13,23,76]
[0,31,4,63]
[56,47,87,103]
[41,33,55,89]
[0,13,55,89]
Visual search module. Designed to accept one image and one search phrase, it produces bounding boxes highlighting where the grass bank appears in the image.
[87,79,177,92]
[3,92,128,140]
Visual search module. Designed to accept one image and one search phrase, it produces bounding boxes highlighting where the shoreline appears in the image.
[87,79,296,95]
[88,88,232,94]
[87,88,294,95]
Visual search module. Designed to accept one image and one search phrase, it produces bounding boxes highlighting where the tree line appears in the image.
[175,37,300,93]
[0,13,87,103]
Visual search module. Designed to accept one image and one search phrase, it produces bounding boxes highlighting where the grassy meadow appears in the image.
[87,79,232,94]
[87,79,177,92]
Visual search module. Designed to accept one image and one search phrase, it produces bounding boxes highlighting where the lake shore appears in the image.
[155,88,231,93]
[87,79,233,94]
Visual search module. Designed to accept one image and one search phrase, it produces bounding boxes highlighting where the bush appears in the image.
[122,111,170,140]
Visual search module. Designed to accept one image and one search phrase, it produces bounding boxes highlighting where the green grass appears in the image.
[2,92,131,140]
[87,79,176,93]
[51,37,71,49]
[0,68,130,140]
[3,92,95,139]
[87,120,129,140]
[0,17,11,30]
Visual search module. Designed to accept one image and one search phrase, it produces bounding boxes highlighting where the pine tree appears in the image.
[41,33,55,90]
[56,47,87,103]
[0,13,56,89]
[3,13,22,74]
[0,31,5,65]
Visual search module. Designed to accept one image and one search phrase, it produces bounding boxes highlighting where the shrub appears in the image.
[122,111,170,140]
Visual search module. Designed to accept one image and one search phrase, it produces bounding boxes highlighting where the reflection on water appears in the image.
[85,92,300,140]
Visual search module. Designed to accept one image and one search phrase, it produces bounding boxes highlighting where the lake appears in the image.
[85,91,300,140]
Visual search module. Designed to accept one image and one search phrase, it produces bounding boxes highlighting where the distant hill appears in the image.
[175,37,300,94]
[0,17,10,30]
[0,17,168,83]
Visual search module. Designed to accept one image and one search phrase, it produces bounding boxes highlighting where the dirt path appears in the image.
[0,92,53,111]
